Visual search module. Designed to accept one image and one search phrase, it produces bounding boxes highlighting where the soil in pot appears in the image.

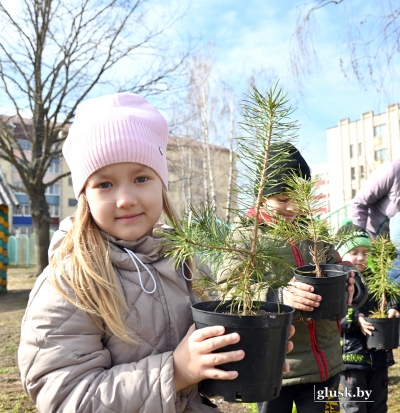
[294,264,350,321]
[191,300,294,403]
[364,316,400,350]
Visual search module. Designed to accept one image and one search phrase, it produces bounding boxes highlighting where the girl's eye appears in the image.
[135,176,148,183]
[99,182,112,189]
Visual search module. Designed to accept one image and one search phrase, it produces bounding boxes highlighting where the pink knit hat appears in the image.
[63,93,169,198]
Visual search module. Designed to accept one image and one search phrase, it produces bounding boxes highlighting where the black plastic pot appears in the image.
[191,300,294,403]
[293,264,350,321]
[364,316,400,350]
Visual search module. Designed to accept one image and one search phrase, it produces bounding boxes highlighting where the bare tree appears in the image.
[187,53,218,213]
[291,0,400,94]
[220,84,237,223]
[166,101,196,214]
[0,0,190,274]
[167,50,241,219]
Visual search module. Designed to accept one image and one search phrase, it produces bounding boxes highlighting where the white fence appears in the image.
[8,231,55,267]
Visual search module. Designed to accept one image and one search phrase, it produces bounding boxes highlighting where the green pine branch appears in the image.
[268,173,360,276]
[367,235,400,317]
[163,82,302,315]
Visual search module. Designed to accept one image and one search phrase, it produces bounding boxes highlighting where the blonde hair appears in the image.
[49,187,196,343]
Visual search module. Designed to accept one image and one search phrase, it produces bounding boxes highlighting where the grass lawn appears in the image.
[0,267,37,413]
[1,267,400,413]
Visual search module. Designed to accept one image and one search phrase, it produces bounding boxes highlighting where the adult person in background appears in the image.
[351,159,400,282]
[350,158,400,239]
[388,211,400,281]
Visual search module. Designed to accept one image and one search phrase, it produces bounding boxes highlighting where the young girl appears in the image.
[18,93,277,413]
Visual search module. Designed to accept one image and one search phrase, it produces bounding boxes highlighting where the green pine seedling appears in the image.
[268,172,359,277]
[164,82,301,315]
[367,235,400,318]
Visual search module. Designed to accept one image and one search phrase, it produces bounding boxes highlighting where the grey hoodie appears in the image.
[18,217,218,413]
[350,158,400,238]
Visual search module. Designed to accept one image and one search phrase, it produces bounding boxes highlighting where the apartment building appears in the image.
[0,118,64,235]
[1,125,235,235]
[310,162,330,214]
[326,103,400,215]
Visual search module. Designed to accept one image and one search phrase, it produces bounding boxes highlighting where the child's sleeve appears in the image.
[349,270,369,308]
[18,272,199,413]
[388,297,400,312]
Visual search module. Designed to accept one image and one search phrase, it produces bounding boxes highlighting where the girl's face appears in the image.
[85,162,163,241]
[262,194,297,222]
[342,246,370,272]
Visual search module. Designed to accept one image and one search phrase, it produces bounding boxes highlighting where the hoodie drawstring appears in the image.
[124,248,157,294]
[124,249,194,293]
[182,262,194,281]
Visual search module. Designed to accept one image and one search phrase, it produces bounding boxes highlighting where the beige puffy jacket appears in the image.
[18,218,218,413]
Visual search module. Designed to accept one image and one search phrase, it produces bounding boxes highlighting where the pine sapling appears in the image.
[164,82,301,315]
[367,235,400,318]
[268,173,355,277]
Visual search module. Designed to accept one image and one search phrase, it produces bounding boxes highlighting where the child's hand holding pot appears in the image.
[173,323,295,391]
[282,278,322,312]
[358,313,374,336]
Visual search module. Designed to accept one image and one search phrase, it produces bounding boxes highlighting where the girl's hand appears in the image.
[282,278,321,311]
[173,324,244,392]
[173,323,296,391]
[388,309,400,318]
[358,313,374,336]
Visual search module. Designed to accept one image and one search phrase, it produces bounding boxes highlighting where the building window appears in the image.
[351,167,356,180]
[358,143,362,156]
[375,148,389,162]
[68,198,78,207]
[350,145,354,159]
[45,184,60,195]
[14,226,33,236]
[194,158,203,169]
[360,165,365,179]
[68,177,73,186]
[12,181,25,193]
[351,189,357,198]
[374,124,386,137]
[17,138,31,150]
[48,159,60,173]
[49,205,59,217]
[13,204,31,216]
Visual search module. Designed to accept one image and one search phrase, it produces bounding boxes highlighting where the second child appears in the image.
[338,220,400,413]
[218,145,362,413]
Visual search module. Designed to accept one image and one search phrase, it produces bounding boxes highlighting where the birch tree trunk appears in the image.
[225,92,236,223]
[192,54,217,213]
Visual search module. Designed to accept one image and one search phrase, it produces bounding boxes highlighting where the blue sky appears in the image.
[172,0,400,166]
[2,0,398,168]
